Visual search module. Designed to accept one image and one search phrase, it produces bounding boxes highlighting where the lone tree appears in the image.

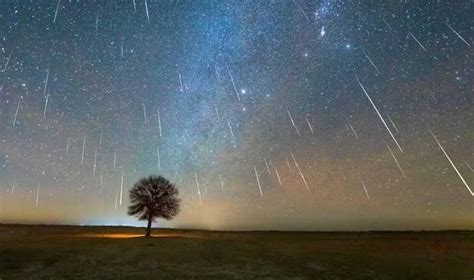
[127,175,180,237]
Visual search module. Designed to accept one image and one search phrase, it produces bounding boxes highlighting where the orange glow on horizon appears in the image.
[77,233,197,239]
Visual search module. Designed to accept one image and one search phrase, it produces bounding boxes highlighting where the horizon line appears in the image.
[1,222,473,233]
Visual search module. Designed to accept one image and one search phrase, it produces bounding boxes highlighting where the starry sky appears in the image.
[0,0,472,230]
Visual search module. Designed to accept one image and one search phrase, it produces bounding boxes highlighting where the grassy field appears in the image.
[0,224,473,279]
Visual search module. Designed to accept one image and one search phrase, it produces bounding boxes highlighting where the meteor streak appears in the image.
[386,114,400,133]
[214,65,221,83]
[99,131,103,147]
[219,174,225,194]
[287,110,301,137]
[157,108,162,137]
[428,128,473,196]
[346,119,358,139]
[254,165,263,197]
[305,116,314,134]
[274,167,282,185]
[12,96,21,128]
[291,152,310,191]
[156,146,161,170]
[178,71,184,92]
[194,171,203,205]
[36,184,41,207]
[293,0,310,23]
[43,94,49,116]
[408,32,427,52]
[119,171,124,205]
[53,0,60,23]
[227,67,241,101]
[264,158,271,175]
[384,142,405,177]
[80,135,86,166]
[66,138,71,154]
[2,52,12,72]
[95,13,99,32]
[144,0,150,22]
[227,120,236,146]
[286,157,291,170]
[446,22,471,48]
[43,70,49,96]
[361,180,370,200]
[356,76,403,153]
[214,105,220,120]
[383,18,392,31]
[0,76,6,90]
[364,51,381,75]
[93,147,98,176]
[465,161,473,172]
[142,103,147,124]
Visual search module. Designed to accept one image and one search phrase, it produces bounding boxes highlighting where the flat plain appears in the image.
[0,224,473,279]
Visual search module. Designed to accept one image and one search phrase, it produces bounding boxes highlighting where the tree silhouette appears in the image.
[127,175,180,237]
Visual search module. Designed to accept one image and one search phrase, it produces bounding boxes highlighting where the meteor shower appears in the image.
[0,1,472,279]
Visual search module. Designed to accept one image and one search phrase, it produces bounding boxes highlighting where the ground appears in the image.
[0,224,473,279]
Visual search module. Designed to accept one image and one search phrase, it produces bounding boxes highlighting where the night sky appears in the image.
[0,0,472,230]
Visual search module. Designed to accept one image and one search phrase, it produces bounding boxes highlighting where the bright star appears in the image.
[320,26,326,37]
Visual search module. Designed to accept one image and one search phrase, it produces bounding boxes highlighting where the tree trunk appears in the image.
[145,216,152,237]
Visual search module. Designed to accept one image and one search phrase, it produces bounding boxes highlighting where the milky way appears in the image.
[0,1,472,230]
